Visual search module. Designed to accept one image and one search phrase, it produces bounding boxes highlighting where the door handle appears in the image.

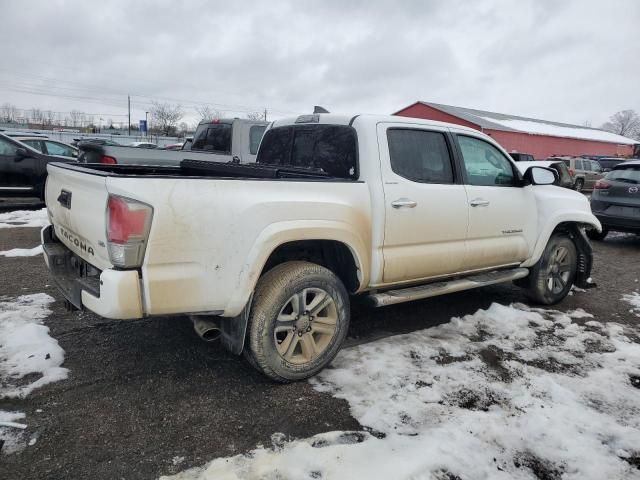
[391,198,417,209]
[470,198,490,207]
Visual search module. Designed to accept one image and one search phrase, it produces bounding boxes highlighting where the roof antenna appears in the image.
[313,106,330,114]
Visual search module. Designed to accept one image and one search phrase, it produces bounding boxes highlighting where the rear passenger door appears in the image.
[454,134,537,270]
[379,124,469,283]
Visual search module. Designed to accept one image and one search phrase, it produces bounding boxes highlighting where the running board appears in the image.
[365,268,529,307]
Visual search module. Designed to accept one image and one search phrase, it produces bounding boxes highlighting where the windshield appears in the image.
[257,125,358,179]
[606,166,640,184]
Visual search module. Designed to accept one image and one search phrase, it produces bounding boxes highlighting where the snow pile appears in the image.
[166,303,640,480]
[0,245,43,257]
[622,292,640,317]
[0,293,67,455]
[0,293,68,398]
[0,208,49,229]
[478,116,638,145]
[0,410,27,455]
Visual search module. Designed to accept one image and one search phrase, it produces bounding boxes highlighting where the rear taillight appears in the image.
[106,195,153,267]
[593,180,611,189]
[100,155,117,164]
[568,168,575,176]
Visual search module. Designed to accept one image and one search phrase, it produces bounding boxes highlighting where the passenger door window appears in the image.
[0,137,18,156]
[457,135,515,186]
[45,141,75,157]
[22,140,44,152]
[387,129,454,184]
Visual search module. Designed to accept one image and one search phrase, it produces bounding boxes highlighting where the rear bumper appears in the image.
[593,213,640,232]
[42,225,144,319]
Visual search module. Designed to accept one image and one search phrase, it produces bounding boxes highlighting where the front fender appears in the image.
[222,220,370,317]
[521,211,600,267]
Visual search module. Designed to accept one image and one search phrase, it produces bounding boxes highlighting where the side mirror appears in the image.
[524,166,556,186]
[14,147,29,161]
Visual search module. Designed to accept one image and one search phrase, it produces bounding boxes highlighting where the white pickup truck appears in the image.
[78,118,267,166]
[42,113,600,382]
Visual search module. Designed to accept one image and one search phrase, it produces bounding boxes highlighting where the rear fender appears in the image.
[223,220,369,317]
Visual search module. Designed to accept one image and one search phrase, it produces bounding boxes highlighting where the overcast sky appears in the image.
[1,0,638,128]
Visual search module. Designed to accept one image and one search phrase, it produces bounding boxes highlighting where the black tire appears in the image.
[586,228,608,241]
[244,261,350,382]
[523,234,578,305]
[574,178,584,192]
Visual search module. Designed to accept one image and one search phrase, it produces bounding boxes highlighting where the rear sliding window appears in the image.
[257,125,358,179]
[191,124,232,153]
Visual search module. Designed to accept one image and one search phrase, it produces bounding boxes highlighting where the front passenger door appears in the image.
[455,134,537,271]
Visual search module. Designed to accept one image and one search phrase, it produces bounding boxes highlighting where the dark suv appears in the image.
[0,132,76,199]
[588,160,640,240]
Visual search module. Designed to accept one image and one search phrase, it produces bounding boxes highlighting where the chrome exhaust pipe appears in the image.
[191,316,222,343]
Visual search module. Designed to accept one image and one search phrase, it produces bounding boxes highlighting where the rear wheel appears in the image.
[586,228,608,241]
[523,234,577,305]
[574,178,584,192]
[244,261,350,382]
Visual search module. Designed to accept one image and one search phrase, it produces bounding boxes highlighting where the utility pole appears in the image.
[128,95,131,135]
[264,108,267,121]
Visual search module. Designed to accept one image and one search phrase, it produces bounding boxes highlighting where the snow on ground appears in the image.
[622,292,640,317]
[0,245,43,257]
[165,303,640,480]
[0,410,27,455]
[0,208,49,229]
[0,293,67,398]
[0,293,68,454]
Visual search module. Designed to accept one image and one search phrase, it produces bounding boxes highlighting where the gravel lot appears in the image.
[1,206,639,479]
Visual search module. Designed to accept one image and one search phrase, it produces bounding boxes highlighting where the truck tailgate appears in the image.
[45,164,113,270]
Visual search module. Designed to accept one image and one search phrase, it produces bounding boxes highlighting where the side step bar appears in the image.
[365,268,529,307]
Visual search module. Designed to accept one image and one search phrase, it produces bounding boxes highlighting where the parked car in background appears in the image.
[588,160,640,240]
[0,132,76,199]
[515,160,574,189]
[77,119,267,165]
[13,136,78,159]
[509,152,535,162]
[162,142,185,150]
[72,138,122,147]
[593,157,626,172]
[551,156,604,192]
[128,142,158,149]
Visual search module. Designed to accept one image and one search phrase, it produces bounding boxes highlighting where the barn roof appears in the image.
[413,102,638,145]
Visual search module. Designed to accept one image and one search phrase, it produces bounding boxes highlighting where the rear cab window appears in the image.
[257,125,358,179]
[191,123,232,153]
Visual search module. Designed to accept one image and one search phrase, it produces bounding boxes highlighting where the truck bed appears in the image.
[50,160,345,180]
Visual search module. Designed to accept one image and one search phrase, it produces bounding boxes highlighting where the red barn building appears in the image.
[395,101,638,159]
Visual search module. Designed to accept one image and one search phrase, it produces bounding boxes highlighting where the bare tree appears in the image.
[195,105,221,122]
[601,110,640,138]
[246,111,265,121]
[0,102,18,122]
[30,108,44,126]
[151,101,183,135]
[43,110,55,127]
[69,110,84,128]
